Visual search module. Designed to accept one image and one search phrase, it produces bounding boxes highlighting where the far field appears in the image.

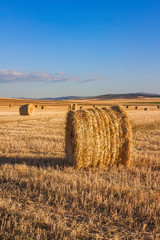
[0,98,160,239]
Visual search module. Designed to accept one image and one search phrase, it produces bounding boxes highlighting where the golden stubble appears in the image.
[0,105,160,239]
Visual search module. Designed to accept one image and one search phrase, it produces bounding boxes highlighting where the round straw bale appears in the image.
[135,106,139,110]
[144,108,149,111]
[126,105,129,109]
[19,104,35,116]
[65,105,132,169]
[157,105,159,109]
[80,106,83,110]
[41,106,46,109]
[9,104,13,108]
[93,105,96,108]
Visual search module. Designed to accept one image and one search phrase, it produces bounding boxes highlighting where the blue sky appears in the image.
[0,0,160,98]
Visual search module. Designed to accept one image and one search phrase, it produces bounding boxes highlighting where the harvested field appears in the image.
[0,102,160,239]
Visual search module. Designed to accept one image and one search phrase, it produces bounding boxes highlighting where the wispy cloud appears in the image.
[0,69,105,83]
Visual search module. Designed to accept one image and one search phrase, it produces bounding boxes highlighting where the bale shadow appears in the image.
[0,156,72,169]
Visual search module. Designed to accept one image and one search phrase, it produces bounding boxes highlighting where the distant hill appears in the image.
[38,92,160,101]
[93,92,160,100]
[12,92,160,101]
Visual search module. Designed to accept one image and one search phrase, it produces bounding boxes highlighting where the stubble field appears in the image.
[0,101,160,239]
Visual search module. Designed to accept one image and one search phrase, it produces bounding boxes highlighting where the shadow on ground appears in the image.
[0,156,72,169]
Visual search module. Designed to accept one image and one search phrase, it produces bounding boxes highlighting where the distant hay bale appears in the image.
[19,104,35,116]
[126,106,129,109]
[144,108,149,111]
[35,104,40,108]
[157,105,159,109]
[68,104,73,111]
[65,105,132,168]
[80,106,83,110]
[135,106,139,110]
[41,106,46,110]
[93,105,96,108]
[68,104,77,111]
[72,104,77,111]
[9,104,13,108]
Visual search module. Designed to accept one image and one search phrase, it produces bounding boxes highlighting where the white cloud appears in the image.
[0,69,104,83]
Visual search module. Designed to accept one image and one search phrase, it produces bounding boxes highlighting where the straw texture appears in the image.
[65,105,132,168]
[19,104,35,116]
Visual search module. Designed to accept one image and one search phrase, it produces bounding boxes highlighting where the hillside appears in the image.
[91,92,160,100]
[39,92,160,100]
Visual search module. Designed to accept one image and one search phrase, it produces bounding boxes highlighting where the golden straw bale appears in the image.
[41,106,46,109]
[126,105,129,109]
[80,106,83,110]
[9,104,13,108]
[135,106,139,110]
[93,105,96,108]
[144,108,149,111]
[65,105,132,169]
[157,105,159,109]
[19,104,35,116]
[72,104,77,110]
